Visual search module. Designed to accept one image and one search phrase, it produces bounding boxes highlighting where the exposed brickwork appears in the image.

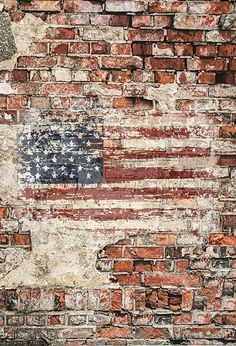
[0,0,235,344]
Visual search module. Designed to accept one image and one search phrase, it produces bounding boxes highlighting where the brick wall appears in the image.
[0,0,235,345]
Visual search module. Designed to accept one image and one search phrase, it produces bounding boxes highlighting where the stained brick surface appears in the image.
[0,0,235,345]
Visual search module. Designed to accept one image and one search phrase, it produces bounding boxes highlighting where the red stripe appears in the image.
[15,207,213,221]
[20,187,216,201]
[104,147,211,161]
[104,168,215,183]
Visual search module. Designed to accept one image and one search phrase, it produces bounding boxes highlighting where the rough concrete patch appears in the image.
[0,220,126,288]
[0,13,48,70]
[0,12,16,61]
[0,125,19,203]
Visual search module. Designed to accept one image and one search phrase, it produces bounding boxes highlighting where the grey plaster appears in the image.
[0,12,16,61]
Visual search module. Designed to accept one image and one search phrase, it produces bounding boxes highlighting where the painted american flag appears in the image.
[17,107,218,232]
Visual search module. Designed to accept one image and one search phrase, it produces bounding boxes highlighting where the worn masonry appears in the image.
[0,0,235,345]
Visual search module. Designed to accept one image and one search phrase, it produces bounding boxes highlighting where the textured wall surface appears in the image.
[0,0,235,344]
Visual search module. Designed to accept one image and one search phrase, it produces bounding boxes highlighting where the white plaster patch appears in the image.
[0,220,126,288]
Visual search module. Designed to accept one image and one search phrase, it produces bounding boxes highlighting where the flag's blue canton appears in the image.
[18,119,103,185]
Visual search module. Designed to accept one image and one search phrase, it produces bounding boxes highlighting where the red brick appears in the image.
[112,71,132,83]
[134,260,153,272]
[11,234,30,246]
[182,290,193,311]
[41,83,81,96]
[97,326,132,339]
[51,43,68,55]
[198,72,216,84]
[222,215,236,228]
[110,15,129,27]
[111,289,122,310]
[113,97,133,109]
[229,59,236,71]
[176,100,195,111]
[128,29,164,41]
[64,0,102,12]
[220,126,236,139]
[0,208,7,219]
[144,273,202,287]
[114,274,141,286]
[7,96,28,110]
[156,234,176,245]
[111,43,131,56]
[90,70,108,82]
[154,15,172,28]
[20,0,61,12]
[208,2,232,14]
[91,42,110,55]
[149,1,187,13]
[105,246,122,259]
[69,42,90,54]
[132,43,152,56]
[124,247,164,259]
[219,155,236,167]
[216,72,235,84]
[188,58,228,71]
[114,261,133,273]
[11,70,28,82]
[147,58,185,70]
[48,314,65,325]
[154,71,175,83]
[0,96,7,109]
[0,235,9,246]
[132,16,153,28]
[195,45,217,57]
[46,27,75,39]
[136,326,170,339]
[219,45,236,57]
[17,56,57,68]
[102,57,143,69]
[209,233,236,246]
[175,44,193,56]
[167,29,204,42]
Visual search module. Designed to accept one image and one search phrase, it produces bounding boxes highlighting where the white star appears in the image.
[78,165,83,171]
[35,156,40,163]
[60,165,66,171]
[78,133,83,139]
[95,166,100,171]
[43,165,49,171]
[69,173,75,178]
[69,156,74,162]
[27,148,33,155]
[52,156,57,163]
[52,172,57,178]
[87,141,91,147]
[86,172,91,179]
[35,173,40,179]
[86,156,91,163]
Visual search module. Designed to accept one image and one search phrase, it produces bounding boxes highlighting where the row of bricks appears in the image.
[0,311,235,327]
[1,95,236,114]
[0,325,235,341]
[13,27,236,43]
[14,56,236,71]
[2,69,236,87]
[0,287,234,312]
[0,233,30,247]
[16,0,236,15]
[4,41,236,57]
